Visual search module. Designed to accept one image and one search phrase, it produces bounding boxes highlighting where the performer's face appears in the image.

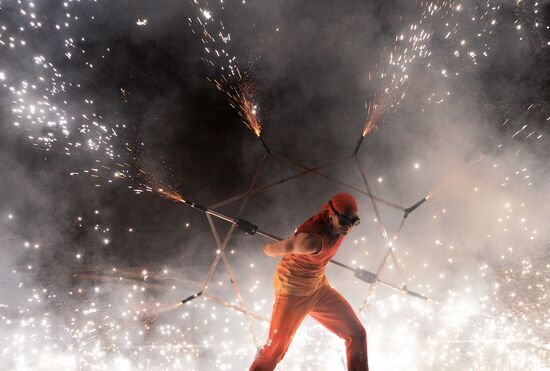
[329,201,360,235]
[333,213,355,235]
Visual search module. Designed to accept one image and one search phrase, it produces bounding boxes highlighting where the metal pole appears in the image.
[172,198,429,302]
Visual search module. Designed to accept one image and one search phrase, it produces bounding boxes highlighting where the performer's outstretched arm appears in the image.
[263,233,322,257]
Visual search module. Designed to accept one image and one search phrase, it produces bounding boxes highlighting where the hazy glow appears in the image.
[0,0,548,370]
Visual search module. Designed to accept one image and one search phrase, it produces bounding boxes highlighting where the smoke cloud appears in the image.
[0,0,548,369]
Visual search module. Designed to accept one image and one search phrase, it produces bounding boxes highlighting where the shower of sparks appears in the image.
[0,0,135,189]
[240,95,262,138]
[227,83,263,137]
[132,167,188,204]
[188,0,264,138]
[361,94,394,137]
[362,0,548,138]
[155,188,186,204]
[0,0,549,370]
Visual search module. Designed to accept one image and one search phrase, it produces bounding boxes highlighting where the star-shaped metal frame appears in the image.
[176,134,430,347]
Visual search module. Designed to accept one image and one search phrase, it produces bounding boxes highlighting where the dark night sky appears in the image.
[0,0,548,309]
[1,0,549,271]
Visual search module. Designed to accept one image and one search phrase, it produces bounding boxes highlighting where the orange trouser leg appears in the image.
[309,285,369,371]
[249,293,314,371]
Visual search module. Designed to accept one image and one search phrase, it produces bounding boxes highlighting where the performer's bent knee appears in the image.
[250,345,288,371]
[353,326,367,342]
[345,325,367,344]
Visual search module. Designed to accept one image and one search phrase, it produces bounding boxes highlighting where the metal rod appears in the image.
[205,212,260,346]
[198,157,267,346]
[200,214,232,292]
[178,291,269,322]
[174,198,429,301]
[358,249,391,311]
[258,135,271,154]
[273,153,406,211]
[208,155,352,210]
[392,216,407,241]
[185,155,267,294]
[403,196,429,218]
[208,169,319,210]
[355,156,389,241]
[353,135,365,156]
[389,249,407,287]
[203,293,269,322]
[181,291,203,305]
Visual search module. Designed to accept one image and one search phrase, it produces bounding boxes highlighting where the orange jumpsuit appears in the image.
[250,210,368,371]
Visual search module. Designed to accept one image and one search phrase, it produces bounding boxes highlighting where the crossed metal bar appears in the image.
[197,154,268,346]
[175,133,430,345]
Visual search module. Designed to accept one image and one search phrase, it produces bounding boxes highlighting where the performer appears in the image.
[250,193,368,370]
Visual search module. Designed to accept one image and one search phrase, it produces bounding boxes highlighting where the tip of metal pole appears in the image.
[403,196,428,218]
[406,290,430,301]
[189,202,207,212]
[353,135,365,156]
[259,136,271,154]
[181,291,203,305]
